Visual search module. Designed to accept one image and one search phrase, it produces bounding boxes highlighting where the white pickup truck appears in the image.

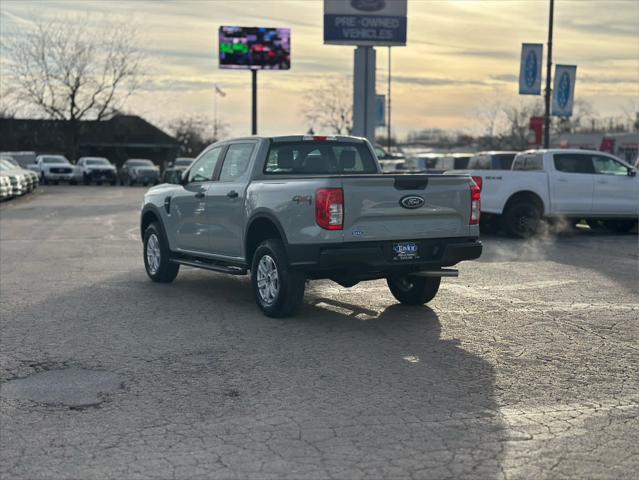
[449,149,638,237]
[29,155,77,185]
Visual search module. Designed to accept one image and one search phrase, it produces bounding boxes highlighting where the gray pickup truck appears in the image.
[140,135,482,317]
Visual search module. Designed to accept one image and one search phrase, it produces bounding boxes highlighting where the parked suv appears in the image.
[163,157,194,184]
[119,159,160,186]
[75,157,117,185]
[140,135,482,317]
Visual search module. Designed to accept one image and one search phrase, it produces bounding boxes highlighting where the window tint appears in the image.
[554,154,595,174]
[265,141,377,174]
[495,153,516,169]
[592,155,628,176]
[187,147,222,183]
[512,154,543,171]
[468,155,491,170]
[219,144,255,181]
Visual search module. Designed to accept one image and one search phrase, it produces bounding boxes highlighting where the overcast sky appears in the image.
[1,0,637,138]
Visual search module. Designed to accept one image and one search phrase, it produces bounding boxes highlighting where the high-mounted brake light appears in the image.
[302,135,336,142]
[316,188,344,230]
[470,179,481,225]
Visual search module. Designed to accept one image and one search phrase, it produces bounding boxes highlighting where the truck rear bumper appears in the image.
[287,237,482,276]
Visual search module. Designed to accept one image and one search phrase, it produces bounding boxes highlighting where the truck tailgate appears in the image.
[341,175,471,241]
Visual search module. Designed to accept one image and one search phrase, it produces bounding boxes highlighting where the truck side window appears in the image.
[554,154,595,174]
[219,143,255,182]
[187,147,222,183]
[512,154,542,171]
[592,155,628,176]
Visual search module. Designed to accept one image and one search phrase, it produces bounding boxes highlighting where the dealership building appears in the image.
[0,115,179,167]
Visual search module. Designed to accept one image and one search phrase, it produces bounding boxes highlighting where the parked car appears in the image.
[162,157,194,184]
[119,159,160,186]
[0,174,14,200]
[31,155,76,185]
[467,151,518,170]
[0,151,36,169]
[0,157,37,192]
[74,157,117,185]
[449,149,638,237]
[140,135,482,317]
[0,156,39,189]
[0,161,28,196]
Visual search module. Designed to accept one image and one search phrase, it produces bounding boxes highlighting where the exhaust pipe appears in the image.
[410,269,459,278]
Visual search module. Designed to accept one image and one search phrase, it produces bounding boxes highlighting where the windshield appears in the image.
[128,160,154,167]
[175,159,194,167]
[265,141,378,175]
[86,159,110,165]
[42,156,69,164]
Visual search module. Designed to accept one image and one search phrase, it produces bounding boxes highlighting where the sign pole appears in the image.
[543,0,554,148]
[387,46,391,152]
[251,69,257,135]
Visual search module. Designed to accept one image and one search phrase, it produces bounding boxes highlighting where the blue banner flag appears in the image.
[519,43,543,95]
[552,65,577,117]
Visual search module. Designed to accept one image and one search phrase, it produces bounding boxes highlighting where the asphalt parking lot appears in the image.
[1,186,638,480]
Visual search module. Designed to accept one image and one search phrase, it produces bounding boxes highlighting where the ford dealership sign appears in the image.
[324,0,407,46]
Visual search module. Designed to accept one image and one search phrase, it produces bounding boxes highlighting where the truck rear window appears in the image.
[264,141,378,175]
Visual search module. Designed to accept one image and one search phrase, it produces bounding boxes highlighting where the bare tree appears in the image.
[2,14,144,158]
[169,116,227,157]
[501,98,544,149]
[300,77,352,135]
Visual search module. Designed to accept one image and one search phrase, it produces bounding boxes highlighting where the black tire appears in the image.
[53,180,59,185]
[251,239,305,318]
[128,178,135,186]
[41,174,48,185]
[142,182,149,187]
[110,180,117,186]
[600,219,638,234]
[69,179,77,185]
[143,222,179,283]
[83,174,90,185]
[502,201,541,238]
[387,275,441,305]
[96,180,102,186]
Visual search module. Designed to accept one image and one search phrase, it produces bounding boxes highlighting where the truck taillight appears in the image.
[316,188,344,230]
[470,179,481,225]
[471,176,483,192]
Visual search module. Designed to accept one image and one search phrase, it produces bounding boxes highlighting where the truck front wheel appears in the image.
[387,275,441,305]
[251,239,305,318]
[143,222,179,283]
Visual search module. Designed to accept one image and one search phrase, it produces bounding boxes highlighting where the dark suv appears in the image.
[119,159,160,186]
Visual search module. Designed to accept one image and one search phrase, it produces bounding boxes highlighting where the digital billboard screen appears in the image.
[219,26,291,70]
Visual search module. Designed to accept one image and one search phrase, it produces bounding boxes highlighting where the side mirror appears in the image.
[178,170,189,185]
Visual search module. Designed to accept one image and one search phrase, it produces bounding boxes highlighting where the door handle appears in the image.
[195,191,205,199]
[227,190,239,199]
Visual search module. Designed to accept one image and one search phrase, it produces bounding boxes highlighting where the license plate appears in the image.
[393,242,419,261]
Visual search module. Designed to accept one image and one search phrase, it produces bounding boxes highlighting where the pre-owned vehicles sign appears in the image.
[324,0,407,46]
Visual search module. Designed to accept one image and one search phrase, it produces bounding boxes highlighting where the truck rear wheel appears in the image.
[143,222,179,283]
[387,275,441,305]
[503,201,541,238]
[251,239,305,318]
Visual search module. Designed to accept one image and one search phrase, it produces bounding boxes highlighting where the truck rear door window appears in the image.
[265,142,377,174]
[512,154,543,171]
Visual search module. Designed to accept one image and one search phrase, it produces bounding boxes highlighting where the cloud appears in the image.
[393,75,487,87]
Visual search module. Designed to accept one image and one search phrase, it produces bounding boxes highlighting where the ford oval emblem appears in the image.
[400,195,425,209]
[524,50,538,88]
[557,71,571,109]
[351,0,386,12]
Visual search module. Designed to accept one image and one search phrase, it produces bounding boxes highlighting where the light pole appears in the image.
[387,46,392,152]
[543,0,554,148]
